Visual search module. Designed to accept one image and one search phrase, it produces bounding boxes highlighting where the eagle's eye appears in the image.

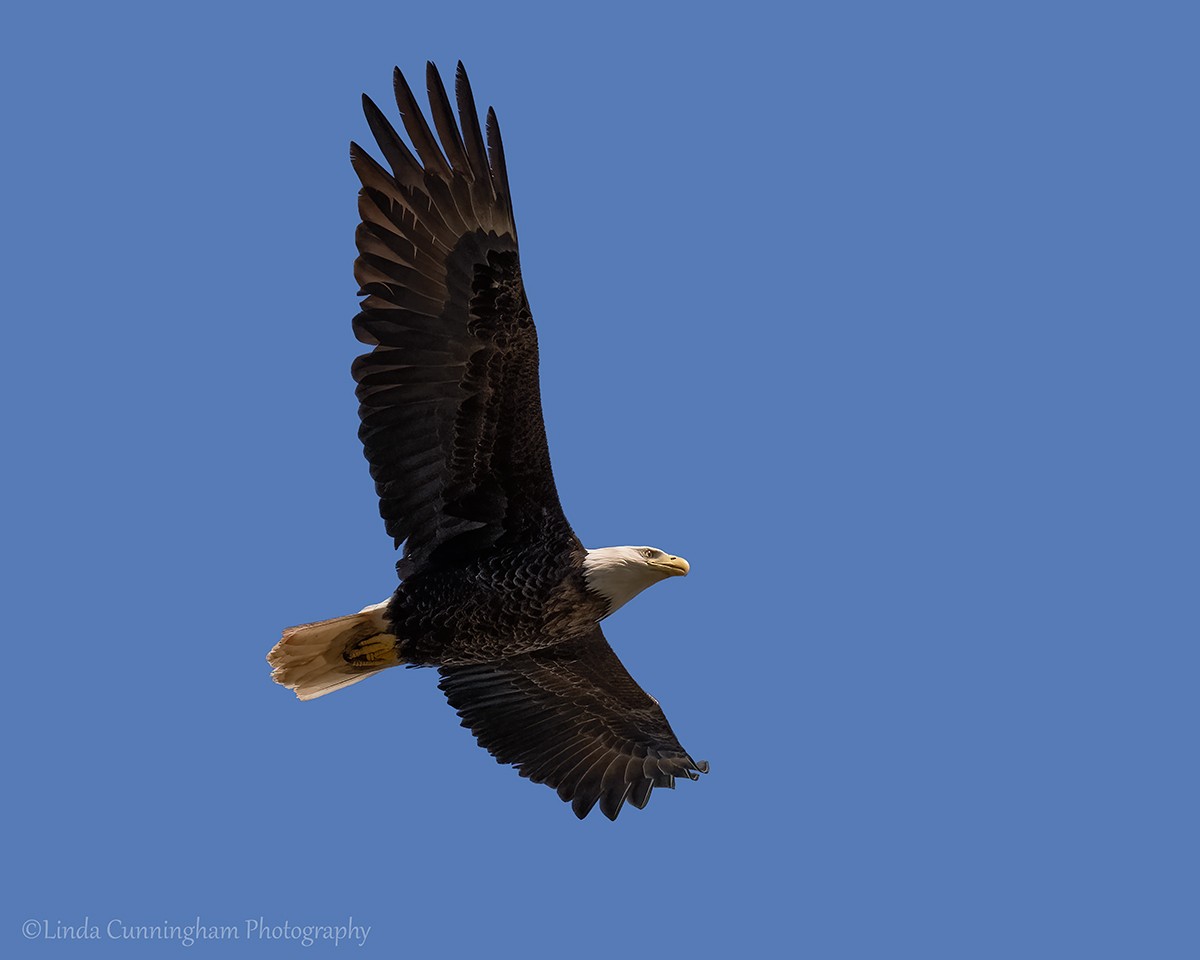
[642,549,655,559]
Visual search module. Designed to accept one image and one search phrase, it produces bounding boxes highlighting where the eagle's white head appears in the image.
[582,545,690,617]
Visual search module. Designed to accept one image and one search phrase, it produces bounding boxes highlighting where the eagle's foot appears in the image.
[343,633,402,669]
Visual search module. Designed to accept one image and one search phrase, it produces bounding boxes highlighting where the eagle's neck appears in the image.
[581,546,663,617]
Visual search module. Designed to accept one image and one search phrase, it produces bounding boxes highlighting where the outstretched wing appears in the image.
[351,62,574,576]
[438,625,710,820]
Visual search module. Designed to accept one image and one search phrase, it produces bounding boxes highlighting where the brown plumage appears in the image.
[268,62,706,820]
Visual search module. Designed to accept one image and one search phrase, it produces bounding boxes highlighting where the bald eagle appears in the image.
[268,62,708,820]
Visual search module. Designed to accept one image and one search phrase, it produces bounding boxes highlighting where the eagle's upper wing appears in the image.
[351,62,575,575]
[438,625,710,820]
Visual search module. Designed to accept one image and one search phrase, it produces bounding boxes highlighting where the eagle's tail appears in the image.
[267,600,401,701]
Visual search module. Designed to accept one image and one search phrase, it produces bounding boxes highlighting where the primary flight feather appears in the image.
[268,62,707,821]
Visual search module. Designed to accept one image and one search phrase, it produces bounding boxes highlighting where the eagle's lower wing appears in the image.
[437,625,709,820]
[351,62,575,575]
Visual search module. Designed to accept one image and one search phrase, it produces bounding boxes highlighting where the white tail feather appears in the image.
[268,601,398,701]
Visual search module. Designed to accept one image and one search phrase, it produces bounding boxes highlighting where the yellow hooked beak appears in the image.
[651,554,690,577]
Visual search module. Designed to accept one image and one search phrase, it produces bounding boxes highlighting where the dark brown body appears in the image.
[388,541,608,665]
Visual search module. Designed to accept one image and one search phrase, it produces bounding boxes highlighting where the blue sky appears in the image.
[4,2,1196,957]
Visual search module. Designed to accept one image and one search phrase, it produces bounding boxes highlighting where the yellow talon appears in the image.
[344,634,401,668]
